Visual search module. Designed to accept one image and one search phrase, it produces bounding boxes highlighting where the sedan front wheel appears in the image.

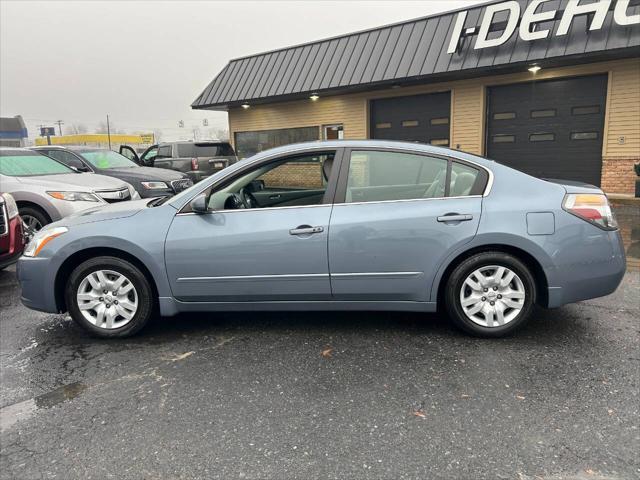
[445,252,536,337]
[65,256,154,338]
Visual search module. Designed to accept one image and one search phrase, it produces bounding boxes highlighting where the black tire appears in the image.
[19,206,50,235]
[444,252,536,337]
[65,256,154,338]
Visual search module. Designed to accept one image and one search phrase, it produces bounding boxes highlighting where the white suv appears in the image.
[0,148,139,235]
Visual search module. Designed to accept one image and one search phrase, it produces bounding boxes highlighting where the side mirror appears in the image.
[190,194,209,214]
[249,179,265,192]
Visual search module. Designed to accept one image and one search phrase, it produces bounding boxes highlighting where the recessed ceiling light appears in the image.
[310,94,320,101]
[241,103,250,109]
[528,65,542,73]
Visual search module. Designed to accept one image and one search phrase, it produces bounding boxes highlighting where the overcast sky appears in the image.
[1,0,486,141]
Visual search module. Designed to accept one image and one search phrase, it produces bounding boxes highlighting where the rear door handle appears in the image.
[269,194,282,200]
[437,214,473,223]
[289,225,324,236]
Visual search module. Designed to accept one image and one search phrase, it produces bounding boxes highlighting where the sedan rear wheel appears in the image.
[445,252,536,337]
[66,256,154,338]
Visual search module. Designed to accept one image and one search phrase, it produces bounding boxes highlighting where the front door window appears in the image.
[206,152,336,210]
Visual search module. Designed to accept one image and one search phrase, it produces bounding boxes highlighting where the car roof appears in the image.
[0,147,46,155]
[245,140,496,168]
[161,140,230,145]
[31,145,101,152]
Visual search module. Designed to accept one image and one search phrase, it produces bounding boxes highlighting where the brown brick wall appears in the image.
[261,162,323,189]
[601,157,639,195]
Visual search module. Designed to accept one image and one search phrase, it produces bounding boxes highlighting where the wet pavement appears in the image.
[0,209,639,480]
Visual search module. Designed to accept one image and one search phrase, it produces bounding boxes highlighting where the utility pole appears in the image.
[106,115,112,150]
[54,120,64,136]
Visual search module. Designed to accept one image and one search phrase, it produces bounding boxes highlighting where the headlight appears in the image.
[23,226,68,257]
[141,181,169,190]
[47,191,101,202]
[1,193,19,218]
[128,184,141,199]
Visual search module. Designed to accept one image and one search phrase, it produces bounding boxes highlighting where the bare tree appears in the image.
[95,121,109,134]
[207,128,229,141]
[153,129,163,143]
[95,121,124,134]
[64,123,88,135]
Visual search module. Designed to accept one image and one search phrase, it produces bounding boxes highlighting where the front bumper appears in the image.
[17,256,60,313]
[185,171,210,183]
[136,187,174,199]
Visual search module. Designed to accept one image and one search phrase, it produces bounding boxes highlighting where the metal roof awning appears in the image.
[192,0,640,110]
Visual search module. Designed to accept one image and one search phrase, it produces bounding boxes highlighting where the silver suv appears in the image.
[0,148,139,235]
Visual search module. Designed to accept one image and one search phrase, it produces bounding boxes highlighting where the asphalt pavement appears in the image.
[1,210,639,479]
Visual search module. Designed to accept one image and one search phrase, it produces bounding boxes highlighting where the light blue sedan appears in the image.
[17,140,626,338]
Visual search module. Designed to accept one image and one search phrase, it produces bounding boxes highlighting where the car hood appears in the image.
[105,167,187,182]
[15,173,128,191]
[57,198,152,227]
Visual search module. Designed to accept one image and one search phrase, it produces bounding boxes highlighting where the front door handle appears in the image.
[437,214,473,223]
[289,225,324,236]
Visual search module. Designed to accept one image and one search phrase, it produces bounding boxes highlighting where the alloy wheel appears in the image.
[459,265,526,327]
[22,215,43,239]
[76,270,138,329]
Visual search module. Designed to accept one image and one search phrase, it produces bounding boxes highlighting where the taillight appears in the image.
[191,158,199,170]
[563,194,618,230]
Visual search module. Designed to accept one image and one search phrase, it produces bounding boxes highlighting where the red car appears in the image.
[0,192,25,270]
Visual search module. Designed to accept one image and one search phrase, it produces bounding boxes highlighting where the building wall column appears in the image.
[600,61,640,195]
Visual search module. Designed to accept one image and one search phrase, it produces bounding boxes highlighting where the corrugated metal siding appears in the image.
[229,58,639,159]
[194,0,640,108]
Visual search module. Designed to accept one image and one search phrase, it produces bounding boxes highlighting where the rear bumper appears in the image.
[546,230,626,308]
[17,256,60,313]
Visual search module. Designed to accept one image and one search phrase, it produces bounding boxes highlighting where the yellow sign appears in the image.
[35,134,154,146]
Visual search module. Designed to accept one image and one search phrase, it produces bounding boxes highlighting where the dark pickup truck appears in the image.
[120,141,238,183]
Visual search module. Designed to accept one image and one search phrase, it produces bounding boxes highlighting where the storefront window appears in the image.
[234,126,319,159]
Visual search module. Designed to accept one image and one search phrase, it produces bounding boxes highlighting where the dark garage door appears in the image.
[371,92,451,147]
[487,75,608,186]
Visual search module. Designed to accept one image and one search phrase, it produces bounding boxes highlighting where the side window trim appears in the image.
[179,148,345,214]
[334,148,489,204]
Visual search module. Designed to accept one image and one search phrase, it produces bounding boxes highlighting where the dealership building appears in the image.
[193,0,639,194]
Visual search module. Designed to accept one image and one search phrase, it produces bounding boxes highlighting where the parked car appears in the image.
[0,148,139,236]
[119,140,237,183]
[32,146,193,198]
[0,193,25,270]
[17,140,625,339]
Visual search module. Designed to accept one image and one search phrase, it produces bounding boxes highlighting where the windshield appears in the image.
[80,150,137,169]
[0,151,74,176]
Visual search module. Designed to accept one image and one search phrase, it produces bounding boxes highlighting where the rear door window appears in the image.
[449,162,480,197]
[345,150,449,202]
[179,143,235,158]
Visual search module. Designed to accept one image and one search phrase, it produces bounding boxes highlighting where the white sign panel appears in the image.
[447,0,640,54]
